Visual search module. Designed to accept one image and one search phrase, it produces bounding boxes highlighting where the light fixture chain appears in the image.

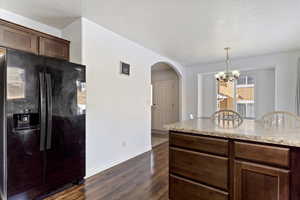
[225,47,230,73]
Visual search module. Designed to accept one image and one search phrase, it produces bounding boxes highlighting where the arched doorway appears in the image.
[151,62,180,147]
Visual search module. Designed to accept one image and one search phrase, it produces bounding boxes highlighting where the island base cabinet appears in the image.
[234,161,290,200]
[170,147,228,190]
[169,175,228,200]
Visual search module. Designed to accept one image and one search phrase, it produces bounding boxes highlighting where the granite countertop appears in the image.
[165,118,300,147]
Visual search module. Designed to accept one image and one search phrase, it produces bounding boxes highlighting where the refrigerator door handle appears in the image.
[39,72,46,151]
[45,73,53,150]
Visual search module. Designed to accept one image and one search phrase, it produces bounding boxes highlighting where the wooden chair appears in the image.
[211,110,243,128]
[261,111,300,128]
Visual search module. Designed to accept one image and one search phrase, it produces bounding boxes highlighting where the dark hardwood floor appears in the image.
[46,142,169,200]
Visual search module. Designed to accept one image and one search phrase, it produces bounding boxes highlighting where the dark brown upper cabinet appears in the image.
[0,22,38,54]
[0,19,70,60]
[39,37,69,60]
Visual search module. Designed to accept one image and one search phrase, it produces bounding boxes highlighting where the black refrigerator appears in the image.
[0,48,86,200]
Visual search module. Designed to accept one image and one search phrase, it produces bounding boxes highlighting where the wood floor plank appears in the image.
[46,142,169,200]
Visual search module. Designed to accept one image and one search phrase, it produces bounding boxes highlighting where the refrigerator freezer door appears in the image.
[6,49,46,199]
[44,58,86,189]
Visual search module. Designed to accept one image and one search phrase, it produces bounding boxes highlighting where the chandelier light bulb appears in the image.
[215,48,240,82]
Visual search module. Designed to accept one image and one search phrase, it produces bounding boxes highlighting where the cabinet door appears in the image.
[39,37,69,60]
[0,24,38,54]
[234,161,289,200]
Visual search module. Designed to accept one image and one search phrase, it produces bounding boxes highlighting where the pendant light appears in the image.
[215,47,240,82]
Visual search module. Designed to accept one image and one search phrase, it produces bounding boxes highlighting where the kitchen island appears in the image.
[166,118,300,200]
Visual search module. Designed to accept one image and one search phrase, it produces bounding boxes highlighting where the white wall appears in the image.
[198,73,216,118]
[254,68,275,118]
[62,19,82,64]
[187,51,300,118]
[0,9,62,37]
[79,18,186,177]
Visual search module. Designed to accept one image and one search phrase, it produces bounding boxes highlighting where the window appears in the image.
[217,81,234,111]
[237,75,254,86]
[217,74,255,119]
[237,103,246,117]
[237,103,255,118]
[237,76,247,85]
[247,76,254,84]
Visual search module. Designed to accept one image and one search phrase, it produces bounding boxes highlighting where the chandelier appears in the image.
[215,47,240,82]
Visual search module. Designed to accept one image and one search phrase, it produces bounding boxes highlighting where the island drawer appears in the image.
[234,142,290,167]
[169,132,229,156]
[170,147,228,190]
[170,175,228,200]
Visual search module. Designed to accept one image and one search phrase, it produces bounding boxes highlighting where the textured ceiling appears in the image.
[1,0,82,29]
[1,0,300,65]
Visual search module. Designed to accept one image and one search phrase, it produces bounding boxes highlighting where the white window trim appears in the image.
[237,100,255,104]
[236,84,255,88]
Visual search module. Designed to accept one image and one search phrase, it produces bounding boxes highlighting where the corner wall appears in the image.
[62,18,82,64]
[80,18,186,177]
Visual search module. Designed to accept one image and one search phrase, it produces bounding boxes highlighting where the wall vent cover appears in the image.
[120,62,130,75]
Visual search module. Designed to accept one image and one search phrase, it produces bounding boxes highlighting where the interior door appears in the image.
[44,58,85,189]
[6,49,45,199]
[152,80,179,131]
